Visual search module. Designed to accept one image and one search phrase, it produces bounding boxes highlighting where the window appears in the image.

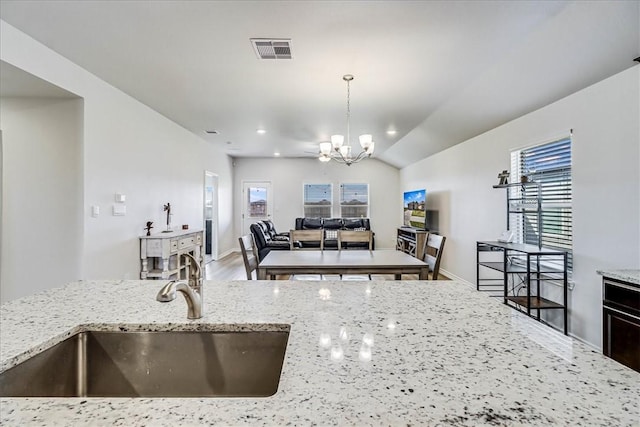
[247,186,267,217]
[303,184,332,218]
[511,136,572,269]
[340,183,369,218]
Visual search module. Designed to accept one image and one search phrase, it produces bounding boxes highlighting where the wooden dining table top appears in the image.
[259,249,427,268]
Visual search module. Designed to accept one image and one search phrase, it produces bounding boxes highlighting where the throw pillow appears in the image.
[325,229,338,240]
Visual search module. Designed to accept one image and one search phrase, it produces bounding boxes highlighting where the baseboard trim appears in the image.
[214,248,235,261]
[439,268,474,287]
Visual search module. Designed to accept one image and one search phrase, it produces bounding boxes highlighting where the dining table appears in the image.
[257,249,429,280]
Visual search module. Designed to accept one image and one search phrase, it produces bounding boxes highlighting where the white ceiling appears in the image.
[0,1,638,168]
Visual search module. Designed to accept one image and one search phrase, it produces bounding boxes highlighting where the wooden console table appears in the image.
[396,227,428,259]
[140,229,203,280]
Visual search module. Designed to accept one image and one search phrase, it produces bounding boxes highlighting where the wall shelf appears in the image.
[494,182,543,248]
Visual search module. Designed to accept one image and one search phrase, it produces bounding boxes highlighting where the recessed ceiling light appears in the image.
[386,130,397,135]
[274,152,281,157]
[257,129,267,134]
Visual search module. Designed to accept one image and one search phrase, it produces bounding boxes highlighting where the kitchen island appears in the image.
[1,279,638,426]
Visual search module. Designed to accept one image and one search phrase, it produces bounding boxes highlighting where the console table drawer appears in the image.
[179,236,196,249]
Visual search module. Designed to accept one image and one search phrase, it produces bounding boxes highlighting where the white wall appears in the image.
[400,66,640,347]
[233,158,400,249]
[0,98,83,302]
[0,21,235,293]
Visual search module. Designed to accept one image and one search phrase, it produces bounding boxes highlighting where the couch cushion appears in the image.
[263,220,277,238]
[323,218,343,229]
[343,218,365,229]
[250,223,269,248]
[266,240,290,249]
[302,217,323,229]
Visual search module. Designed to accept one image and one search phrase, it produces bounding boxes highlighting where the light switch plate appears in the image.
[91,205,100,217]
[115,193,126,203]
[113,204,126,216]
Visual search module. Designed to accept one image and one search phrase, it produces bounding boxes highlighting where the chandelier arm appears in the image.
[351,150,369,163]
[332,155,349,165]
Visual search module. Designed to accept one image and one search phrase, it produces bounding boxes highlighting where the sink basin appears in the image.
[0,328,289,397]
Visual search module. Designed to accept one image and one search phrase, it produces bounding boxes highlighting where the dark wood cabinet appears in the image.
[602,277,640,373]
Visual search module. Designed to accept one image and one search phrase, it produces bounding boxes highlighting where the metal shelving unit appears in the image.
[477,241,568,334]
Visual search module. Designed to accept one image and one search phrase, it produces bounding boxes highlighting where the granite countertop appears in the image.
[1,279,638,426]
[596,269,640,286]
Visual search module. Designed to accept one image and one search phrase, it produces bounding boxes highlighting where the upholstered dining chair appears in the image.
[337,229,373,280]
[288,229,325,280]
[238,234,259,280]
[421,234,446,280]
[290,229,324,250]
[337,230,373,250]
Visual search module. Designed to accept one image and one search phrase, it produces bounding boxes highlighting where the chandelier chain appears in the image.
[346,78,351,147]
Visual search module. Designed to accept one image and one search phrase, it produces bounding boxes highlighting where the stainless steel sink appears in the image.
[0,328,289,397]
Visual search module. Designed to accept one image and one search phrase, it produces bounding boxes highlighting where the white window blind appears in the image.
[303,184,332,218]
[340,183,369,218]
[511,137,573,269]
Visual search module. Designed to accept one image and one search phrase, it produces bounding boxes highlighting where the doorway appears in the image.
[204,171,219,262]
[242,181,273,235]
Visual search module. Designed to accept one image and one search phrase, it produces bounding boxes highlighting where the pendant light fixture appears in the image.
[319,74,374,166]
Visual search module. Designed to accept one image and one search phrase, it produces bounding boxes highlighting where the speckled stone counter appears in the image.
[1,280,638,426]
[597,269,640,285]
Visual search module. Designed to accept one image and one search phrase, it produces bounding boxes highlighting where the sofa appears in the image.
[249,220,290,261]
[294,217,374,250]
[250,218,375,261]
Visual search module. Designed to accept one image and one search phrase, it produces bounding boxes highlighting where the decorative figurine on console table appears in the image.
[144,221,154,236]
[497,170,510,185]
[162,202,173,233]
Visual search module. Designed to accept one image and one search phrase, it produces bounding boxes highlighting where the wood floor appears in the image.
[204,252,448,281]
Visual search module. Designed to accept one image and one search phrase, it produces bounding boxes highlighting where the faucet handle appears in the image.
[157,281,178,302]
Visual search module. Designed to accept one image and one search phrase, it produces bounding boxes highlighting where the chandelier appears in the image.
[319,74,374,166]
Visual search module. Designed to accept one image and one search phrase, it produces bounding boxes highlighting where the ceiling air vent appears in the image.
[250,38,292,60]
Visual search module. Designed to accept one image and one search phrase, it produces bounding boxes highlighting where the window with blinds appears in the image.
[303,184,332,218]
[510,137,573,270]
[340,183,369,218]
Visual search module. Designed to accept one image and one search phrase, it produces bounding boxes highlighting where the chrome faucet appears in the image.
[156,253,203,319]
